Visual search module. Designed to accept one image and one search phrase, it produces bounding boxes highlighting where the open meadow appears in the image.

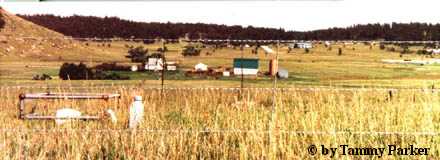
[2,42,440,88]
[2,41,440,159]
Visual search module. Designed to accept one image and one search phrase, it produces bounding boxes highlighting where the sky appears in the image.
[1,0,440,31]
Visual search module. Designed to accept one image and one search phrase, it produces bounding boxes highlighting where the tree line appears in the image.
[18,14,440,41]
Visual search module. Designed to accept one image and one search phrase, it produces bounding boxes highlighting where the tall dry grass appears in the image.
[0,86,439,159]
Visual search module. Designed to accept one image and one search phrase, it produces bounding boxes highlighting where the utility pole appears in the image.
[161,39,166,93]
[271,40,280,114]
[240,44,244,90]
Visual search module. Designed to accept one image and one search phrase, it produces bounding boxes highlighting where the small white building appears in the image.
[166,62,177,71]
[145,58,177,71]
[289,42,313,49]
[130,65,138,72]
[426,49,440,54]
[223,71,230,77]
[195,63,208,71]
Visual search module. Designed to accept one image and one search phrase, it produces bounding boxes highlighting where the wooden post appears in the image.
[18,93,25,119]
[388,90,393,101]
[240,44,244,99]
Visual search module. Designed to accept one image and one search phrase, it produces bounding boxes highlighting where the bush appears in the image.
[126,46,149,63]
[103,72,130,80]
[157,46,168,52]
[400,45,412,54]
[32,74,52,80]
[59,63,129,80]
[149,52,164,59]
[59,62,92,80]
[94,62,130,71]
[387,47,396,52]
[379,44,386,50]
[417,50,432,55]
[182,46,201,56]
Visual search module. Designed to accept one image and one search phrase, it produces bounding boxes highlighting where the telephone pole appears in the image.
[161,39,166,93]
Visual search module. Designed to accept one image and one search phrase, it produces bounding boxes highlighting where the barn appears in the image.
[233,58,259,76]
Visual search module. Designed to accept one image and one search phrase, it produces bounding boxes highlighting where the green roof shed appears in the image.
[233,58,259,69]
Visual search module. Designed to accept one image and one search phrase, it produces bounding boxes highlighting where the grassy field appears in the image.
[2,42,440,88]
[2,42,440,159]
[0,86,439,159]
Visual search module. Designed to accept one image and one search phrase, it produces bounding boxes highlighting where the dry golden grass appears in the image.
[0,86,439,159]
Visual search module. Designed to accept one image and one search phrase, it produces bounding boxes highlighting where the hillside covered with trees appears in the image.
[19,14,440,41]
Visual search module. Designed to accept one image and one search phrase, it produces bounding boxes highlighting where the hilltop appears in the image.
[0,8,123,61]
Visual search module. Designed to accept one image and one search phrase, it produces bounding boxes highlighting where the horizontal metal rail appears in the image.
[19,93,120,100]
[24,115,100,120]
[4,86,439,92]
[18,92,120,120]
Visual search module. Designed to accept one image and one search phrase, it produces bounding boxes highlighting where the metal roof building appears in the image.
[233,58,259,76]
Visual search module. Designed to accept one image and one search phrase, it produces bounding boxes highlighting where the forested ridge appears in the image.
[18,14,440,41]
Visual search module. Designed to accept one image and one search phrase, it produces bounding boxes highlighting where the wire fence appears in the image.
[1,85,439,92]
[0,129,438,136]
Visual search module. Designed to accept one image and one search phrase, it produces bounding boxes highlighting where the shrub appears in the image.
[182,46,201,56]
[387,47,396,52]
[126,46,149,63]
[149,52,164,59]
[379,44,386,50]
[59,62,93,80]
[400,45,412,54]
[32,74,52,80]
[59,63,129,80]
[157,47,168,52]
[94,62,130,71]
[417,50,432,55]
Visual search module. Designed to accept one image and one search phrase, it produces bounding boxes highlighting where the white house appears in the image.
[145,58,163,71]
[144,58,177,71]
